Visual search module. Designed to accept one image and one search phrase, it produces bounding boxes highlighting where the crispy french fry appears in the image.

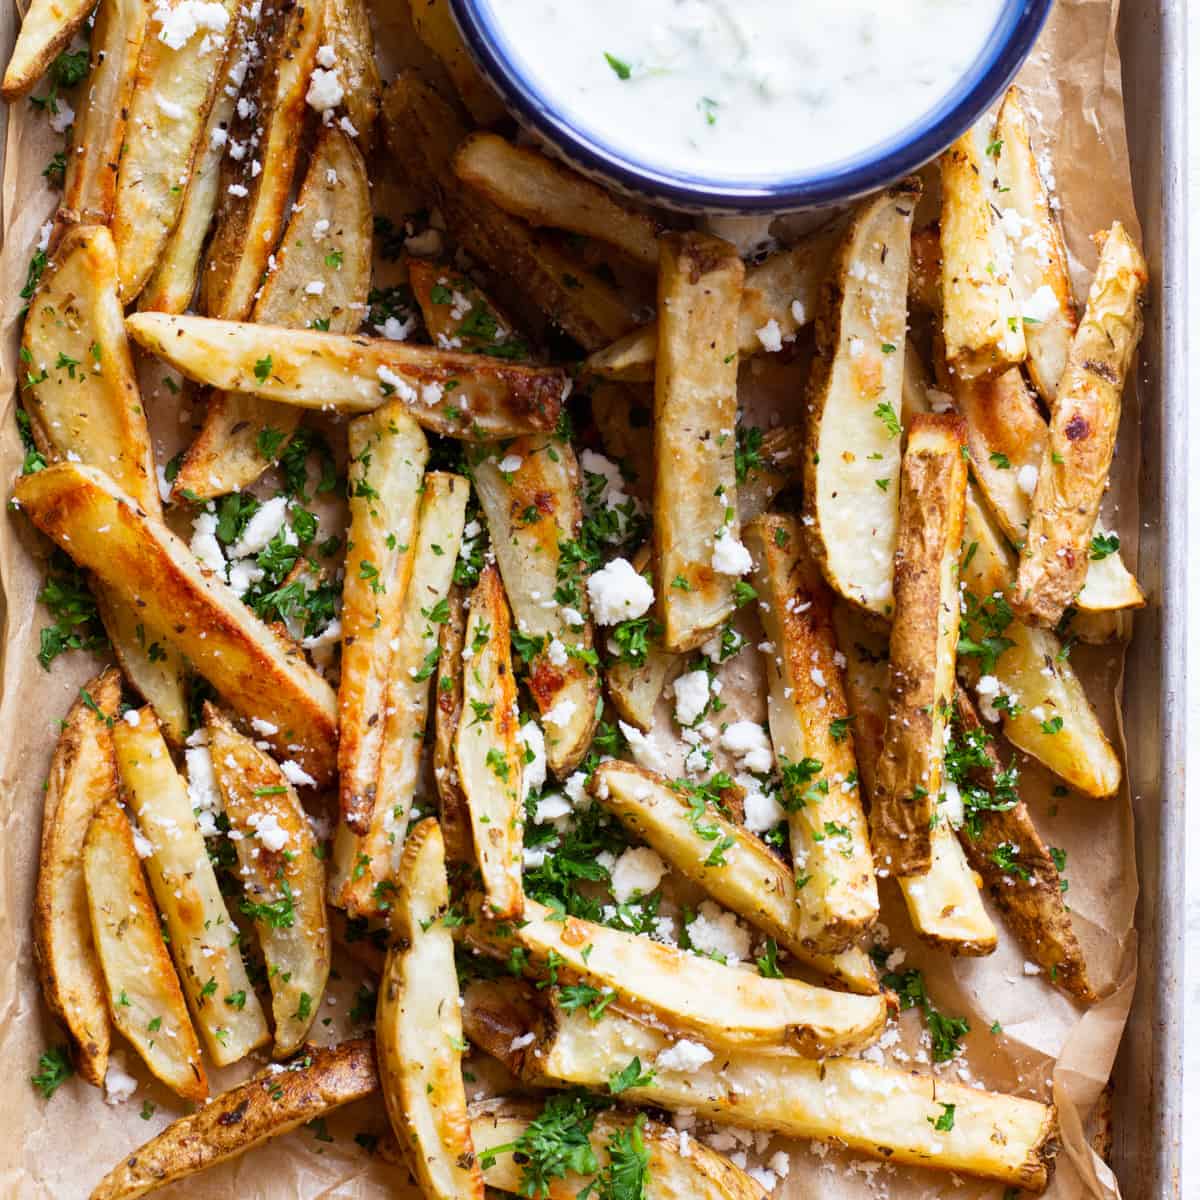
[378,819,483,1200]
[333,471,467,911]
[338,405,429,834]
[1,0,93,99]
[205,706,330,1057]
[125,311,569,436]
[474,437,600,775]
[802,182,919,617]
[408,257,531,358]
[455,564,524,919]
[872,414,969,877]
[584,227,835,382]
[409,0,506,125]
[654,232,744,652]
[83,800,207,1102]
[939,126,1026,380]
[324,0,381,149]
[1015,222,1147,627]
[463,983,1057,1193]
[112,0,242,301]
[57,0,149,230]
[173,127,374,501]
[433,584,474,863]
[14,463,339,784]
[33,671,120,1089]
[908,223,942,314]
[113,709,270,1065]
[89,1040,378,1200]
[200,0,324,321]
[454,133,661,270]
[743,516,878,952]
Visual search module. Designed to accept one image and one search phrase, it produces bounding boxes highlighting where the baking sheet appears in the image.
[0,0,1160,1196]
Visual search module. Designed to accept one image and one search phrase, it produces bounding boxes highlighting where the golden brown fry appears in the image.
[205,706,331,1057]
[324,0,381,150]
[1,0,93,99]
[409,0,506,125]
[14,463,339,784]
[88,1040,379,1200]
[908,223,942,314]
[1015,222,1148,627]
[33,670,120,1089]
[654,232,744,652]
[83,800,208,1102]
[433,584,474,863]
[378,819,484,1200]
[408,257,529,357]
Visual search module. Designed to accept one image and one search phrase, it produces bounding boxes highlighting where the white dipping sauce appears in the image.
[485,0,1009,181]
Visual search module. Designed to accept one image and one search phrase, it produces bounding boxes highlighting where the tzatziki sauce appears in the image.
[482,0,1009,181]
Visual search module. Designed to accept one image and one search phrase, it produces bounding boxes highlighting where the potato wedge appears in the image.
[338,406,429,834]
[592,763,880,992]
[455,132,661,270]
[743,516,878,951]
[1015,222,1147,627]
[961,487,1121,797]
[173,128,374,501]
[872,414,968,876]
[654,232,744,652]
[378,819,484,1200]
[463,983,1057,1193]
[57,0,149,230]
[802,181,919,617]
[409,0,506,125]
[433,584,474,863]
[333,471,468,912]
[455,565,524,919]
[324,0,381,150]
[205,706,331,1057]
[466,894,886,1056]
[33,670,120,1089]
[474,437,600,775]
[408,257,530,359]
[112,0,241,301]
[950,691,1094,1000]
[125,312,569,436]
[939,126,1026,380]
[14,463,339,784]
[200,0,324,321]
[0,0,93,99]
[584,226,835,383]
[113,709,270,1064]
[992,88,1077,402]
[473,1098,769,1200]
[83,800,207,1102]
[89,1039,379,1200]
[908,223,942,314]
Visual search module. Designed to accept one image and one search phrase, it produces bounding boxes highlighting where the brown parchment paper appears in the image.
[0,0,1149,1196]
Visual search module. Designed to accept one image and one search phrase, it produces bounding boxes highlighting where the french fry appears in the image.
[125,312,569,437]
[409,0,506,126]
[654,232,744,652]
[908,223,942,314]
[205,706,331,1057]
[433,584,474,863]
[939,125,1026,380]
[338,405,429,834]
[89,1040,378,1200]
[1,0,93,99]
[83,800,207,1102]
[463,983,1058,1193]
[32,670,120,1089]
[378,819,484,1200]
[455,564,524,919]
[200,0,325,321]
[14,463,339,784]
[802,181,919,617]
[324,0,381,150]
[454,132,661,270]
[57,0,149,230]
[332,471,467,912]
[408,257,530,358]
[113,709,270,1065]
[465,894,886,1056]
[743,516,878,952]
[111,0,242,301]
[592,763,879,993]
[872,414,969,877]
[474,437,600,775]
[173,128,374,500]
[1015,222,1148,627]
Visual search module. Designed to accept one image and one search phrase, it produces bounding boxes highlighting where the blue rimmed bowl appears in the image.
[448,0,1055,212]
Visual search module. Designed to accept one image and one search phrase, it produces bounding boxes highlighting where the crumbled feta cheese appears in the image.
[185,743,221,815]
[306,67,345,113]
[153,0,229,50]
[655,1038,714,1072]
[227,558,264,596]
[769,1150,791,1178]
[227,183,248,198]
[610,846,667,902]
[618,721,668,774]
[534,792,572,823]
[230,495,289,558]
[311,218,330,241]
[1017,463,1039,496]
[132,828,154,859]
[315,42,337,68]
[687,901,751,962]
[304,280,325,296]
[543,698,576,730]
[720,721,774,774]
[251,717,279,736]
[560,607,585,628]
[673,670,711,727]
[741,776,785,833]
[377,315,416,341]
[280,759,316,788]
[104,1057,138,1105]
[1023,283,1060,324]
[756,318,783,352]
[586,557,654,625]
[123,708,142,727]
[519,721,546,798]
[377,364,417,401]
[250,811,289,851]
[711,527,752,576]
[547,637,569,667]
[497,453,523,473]
[790,298,807,325]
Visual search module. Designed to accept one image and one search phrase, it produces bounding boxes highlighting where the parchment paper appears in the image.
[0,0,1148,1196]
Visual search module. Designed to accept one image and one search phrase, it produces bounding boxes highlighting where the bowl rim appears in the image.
[447,0,1056,211]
